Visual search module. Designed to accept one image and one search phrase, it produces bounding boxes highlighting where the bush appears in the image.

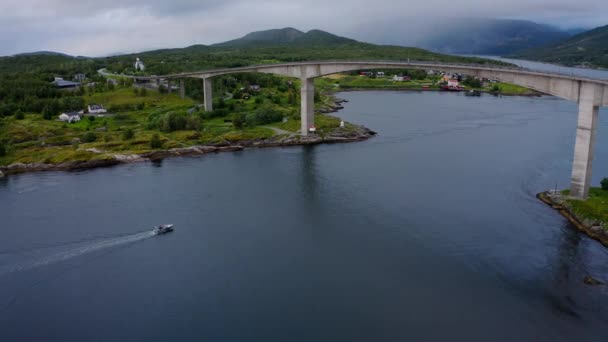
[0,143,6,156]
[601,178,608,191]
[123,128,135,140]
[82,132,97,143]
[233,113,246,129]
[150,133,163,149]
[15,110,24,120]
[88,115,96,122]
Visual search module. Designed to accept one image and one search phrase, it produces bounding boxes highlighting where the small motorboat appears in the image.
[154,224,174,235]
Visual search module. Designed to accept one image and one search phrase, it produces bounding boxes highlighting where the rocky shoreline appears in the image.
[537,191,608,247]
[0,125,376,177]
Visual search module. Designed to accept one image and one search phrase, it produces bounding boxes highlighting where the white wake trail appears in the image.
[0,231,156,277]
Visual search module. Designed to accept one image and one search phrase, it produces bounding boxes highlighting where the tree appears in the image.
[150,133,163,149]
[15,110,24,120]
[0,142,6,157]
[140,87,147,97]
[233,113,246,129]
[601,178,608,191]
[123,128,135,140]
[82,132,97,143]
[42,105,56,120]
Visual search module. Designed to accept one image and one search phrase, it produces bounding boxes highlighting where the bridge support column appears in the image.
[570,82,602,199]
[300,77,314,136]
[203,78,213,112]
[167,79,172,93]
[179,79,185,99]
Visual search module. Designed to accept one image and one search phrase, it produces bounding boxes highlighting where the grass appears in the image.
[562,188,608,226]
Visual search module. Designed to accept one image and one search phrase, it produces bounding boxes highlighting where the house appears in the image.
[376,72,385,77]
[88,104,107,114]
[249,84,261,92]
[59,111,82,123]
[52,77,80,89]
[447,79,460,87]
[134,58,145,71]
[392,75,410,82]
[73,74,86,82]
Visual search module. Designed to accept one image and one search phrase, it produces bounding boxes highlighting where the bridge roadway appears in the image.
[122,60,608,199]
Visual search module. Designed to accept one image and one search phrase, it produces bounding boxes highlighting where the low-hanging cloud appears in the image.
[0,0,606,56]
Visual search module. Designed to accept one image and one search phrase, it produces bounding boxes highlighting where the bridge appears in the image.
[123,61,608,199]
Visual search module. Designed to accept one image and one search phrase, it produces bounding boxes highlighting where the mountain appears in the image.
[353,18,571,55]
[213,28,356,48]
[419,19,570,55]
[510,24,608,68]
[13,51,73,58]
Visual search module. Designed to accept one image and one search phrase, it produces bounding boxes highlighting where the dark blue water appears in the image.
[1,91,607,341]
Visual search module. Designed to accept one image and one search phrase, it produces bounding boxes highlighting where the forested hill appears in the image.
[510,24,608,68]
[100,28,505,75]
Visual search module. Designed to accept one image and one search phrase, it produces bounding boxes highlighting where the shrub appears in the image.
[88,115,96,122]
[601,178,608,191]
[150,133,163,149]
[233,113,246,129]
[15,110,24,120]
[82,132,97,143]
[0,142,6,156]
[122,128,135,140]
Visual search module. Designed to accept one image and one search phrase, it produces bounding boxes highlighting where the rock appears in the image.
[95,127,107,132]
[113,154,146,162]
[86,148,104,154]
[583,276,604,286]
[0,170,4,178]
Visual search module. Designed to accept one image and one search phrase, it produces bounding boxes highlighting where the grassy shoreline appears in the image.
[538,189,608,247]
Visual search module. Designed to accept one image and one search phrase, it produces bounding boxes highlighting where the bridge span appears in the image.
[126,61,608,199]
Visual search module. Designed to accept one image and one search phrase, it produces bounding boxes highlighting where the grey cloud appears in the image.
[0,0,606,56]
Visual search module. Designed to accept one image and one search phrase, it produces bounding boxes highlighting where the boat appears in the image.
[154,224,174,235]
[465,89,481,97]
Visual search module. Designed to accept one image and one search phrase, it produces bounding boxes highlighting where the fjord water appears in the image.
[1,91,608,341]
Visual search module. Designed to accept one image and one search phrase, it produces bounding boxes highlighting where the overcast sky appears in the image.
[1,0,607,56]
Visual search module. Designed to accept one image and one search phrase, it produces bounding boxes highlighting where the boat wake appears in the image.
[0,230,156,277]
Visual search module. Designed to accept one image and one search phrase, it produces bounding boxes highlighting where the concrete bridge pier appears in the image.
[300,77,315,136]
[570,82,603,199]
[179,79,185,99]
[203,78,213,112]
[167,79,172,93]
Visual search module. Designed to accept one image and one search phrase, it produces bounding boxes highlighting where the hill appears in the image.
[510,24,608,68]
[13,51,73,58]
[213,28,356,48]
[354,18,571,55]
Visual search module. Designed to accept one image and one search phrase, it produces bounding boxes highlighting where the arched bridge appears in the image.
[129,61,608,199]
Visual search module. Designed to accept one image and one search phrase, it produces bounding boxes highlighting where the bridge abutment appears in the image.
[570,82,602,199]
[301,77,315,136]
[203,78,213,112]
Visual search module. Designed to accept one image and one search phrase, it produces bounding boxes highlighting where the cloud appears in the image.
[0,0,606,56]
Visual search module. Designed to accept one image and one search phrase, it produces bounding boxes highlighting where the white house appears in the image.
[88,104,107,114]
[393,75,405,81]
[59,111,82,123]
[447,79,460,87]
[134,58,145,71]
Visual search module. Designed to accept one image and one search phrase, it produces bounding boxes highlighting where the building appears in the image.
[88,104,107,114]
[73,74,86,82]
[447,79,460,87]
[134,58,145,71]
[392,75,410,82]
[59,111,82,123]
[52,77,80,89]
[249,84,261,92]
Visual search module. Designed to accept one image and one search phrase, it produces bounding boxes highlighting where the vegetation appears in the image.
[563,188,608,227]
[511,24,608,68]
[0,28,537,169]
[601,178,608,191]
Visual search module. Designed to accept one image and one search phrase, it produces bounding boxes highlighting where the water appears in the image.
[1,91,608,341]
[475,55,608,80]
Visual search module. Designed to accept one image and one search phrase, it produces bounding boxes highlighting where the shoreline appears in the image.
[0,125,376,177]
[537,191,608,247]
[326,87,543,97]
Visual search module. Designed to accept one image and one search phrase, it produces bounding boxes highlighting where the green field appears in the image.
[563,188,608,227]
